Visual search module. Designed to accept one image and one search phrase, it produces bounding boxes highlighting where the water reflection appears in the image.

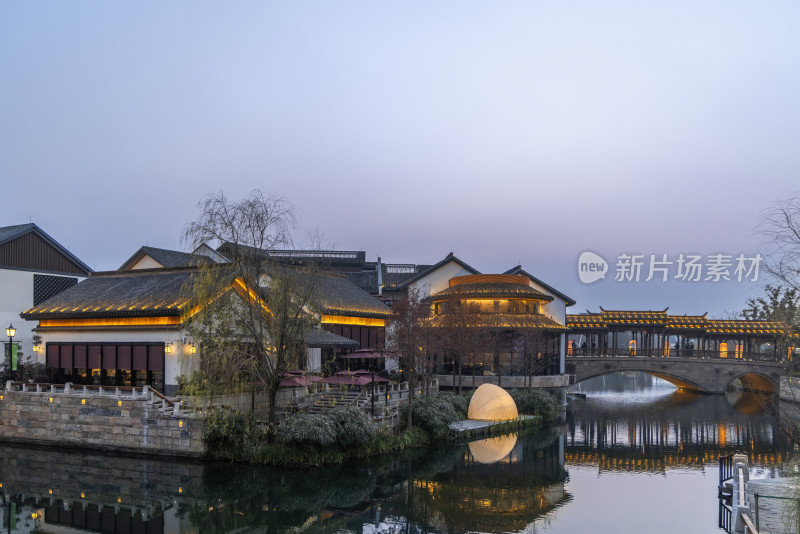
[567,373,792,474]
[0,372,796,533]
[0,428,567,534]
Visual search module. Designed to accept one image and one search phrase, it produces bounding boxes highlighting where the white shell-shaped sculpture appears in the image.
[468,434,518,464]
[467,383,518,421]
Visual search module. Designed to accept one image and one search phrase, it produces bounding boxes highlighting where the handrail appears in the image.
[150,388,175,408]
[567,348,783,362]
[719,453,734,488]
[741,512,758,534]
[350,389,368,406]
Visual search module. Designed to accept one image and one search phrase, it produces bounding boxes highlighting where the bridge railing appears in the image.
[567,347,782,362]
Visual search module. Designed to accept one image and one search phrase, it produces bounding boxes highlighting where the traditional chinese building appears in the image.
[566,308,791,360]
[20,263,390,394]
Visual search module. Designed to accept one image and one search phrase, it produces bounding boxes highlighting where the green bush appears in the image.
[510,389,561,422]
[436,391,470,418]
[203,408,266,456]
[327,405,377,446]
[401,393,463,438]
[278,413,338,447]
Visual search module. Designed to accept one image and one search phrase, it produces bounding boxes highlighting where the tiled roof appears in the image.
[305,328,360,348]
[119,246,213,270]
[21,266,206,319]
[600,308,669,326]
[310,270,392,318]
[566,314,605,329]
[567,309,789,336]
[431,282,554,302]
[23,262,391,321]
[667,315,708,330]
[431,312,568,331]
[706,320,787,336]
[0,223,34,244]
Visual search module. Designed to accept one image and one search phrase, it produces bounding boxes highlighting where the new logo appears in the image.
[578,251,608,284]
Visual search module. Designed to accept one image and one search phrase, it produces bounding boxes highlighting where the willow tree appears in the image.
[759,193,800,292]
[182,190,319,428]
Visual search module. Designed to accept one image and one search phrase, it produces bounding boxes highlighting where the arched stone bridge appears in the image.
[568,355,785,393]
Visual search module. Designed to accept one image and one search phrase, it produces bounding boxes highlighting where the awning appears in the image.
[305,328,360,349]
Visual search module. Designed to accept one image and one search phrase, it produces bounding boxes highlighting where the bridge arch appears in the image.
[724,372,778,394]
[575,369,709,393]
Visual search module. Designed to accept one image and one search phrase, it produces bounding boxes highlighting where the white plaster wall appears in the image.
[128,256,164,270]
[408,261,475,299]
[527,279,568,325]
[307,347,321,372]
[2,269,84,361]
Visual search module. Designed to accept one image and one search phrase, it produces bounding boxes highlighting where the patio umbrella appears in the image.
[279,372,324,387]
[338,348,387,359]
[324,370,389,386]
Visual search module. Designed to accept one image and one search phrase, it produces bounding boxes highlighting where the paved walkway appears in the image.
[747,478,800,534]
[449,415,536,436]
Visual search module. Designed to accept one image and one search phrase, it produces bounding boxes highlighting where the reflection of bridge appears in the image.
[567,355,784,393]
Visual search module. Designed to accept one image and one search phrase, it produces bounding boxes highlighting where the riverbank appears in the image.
[205,390,558,467]
[210,412,546,467]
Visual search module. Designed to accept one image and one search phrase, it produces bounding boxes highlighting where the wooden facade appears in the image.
[0,227,90,275]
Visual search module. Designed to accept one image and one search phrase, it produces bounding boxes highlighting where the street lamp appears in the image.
[6,324,15,383]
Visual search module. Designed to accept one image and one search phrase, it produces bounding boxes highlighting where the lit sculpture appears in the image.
[467,383,518,421]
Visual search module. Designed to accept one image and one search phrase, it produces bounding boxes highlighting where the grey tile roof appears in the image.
[119,246,213,270]
[21,266,208,319]
[23,262,390,321]
[278,266,390,318]
[0,223,35,244]
[305,328,360,348]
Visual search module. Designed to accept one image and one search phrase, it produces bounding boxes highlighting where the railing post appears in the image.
[755,493,759,532]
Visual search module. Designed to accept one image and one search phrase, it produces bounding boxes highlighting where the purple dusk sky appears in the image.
[2,2,799,316]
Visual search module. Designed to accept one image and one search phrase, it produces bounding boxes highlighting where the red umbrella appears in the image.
[279,373,324,387]
[324,370,389,386]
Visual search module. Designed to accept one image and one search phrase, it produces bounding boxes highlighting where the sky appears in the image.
[2,1,799,317]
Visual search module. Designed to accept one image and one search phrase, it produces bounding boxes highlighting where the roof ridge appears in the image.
[90,265,205,277]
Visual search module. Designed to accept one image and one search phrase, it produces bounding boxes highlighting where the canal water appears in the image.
[0,372,796,533]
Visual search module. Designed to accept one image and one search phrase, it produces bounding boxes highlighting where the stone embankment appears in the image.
[0,382,206,458]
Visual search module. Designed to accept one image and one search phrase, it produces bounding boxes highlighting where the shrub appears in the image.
[510,389,561,422]
[327,405,377,446]
[278,413,337,447]
[402,393,463,438]
[436,391,470,418]
[203,408,266,456]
